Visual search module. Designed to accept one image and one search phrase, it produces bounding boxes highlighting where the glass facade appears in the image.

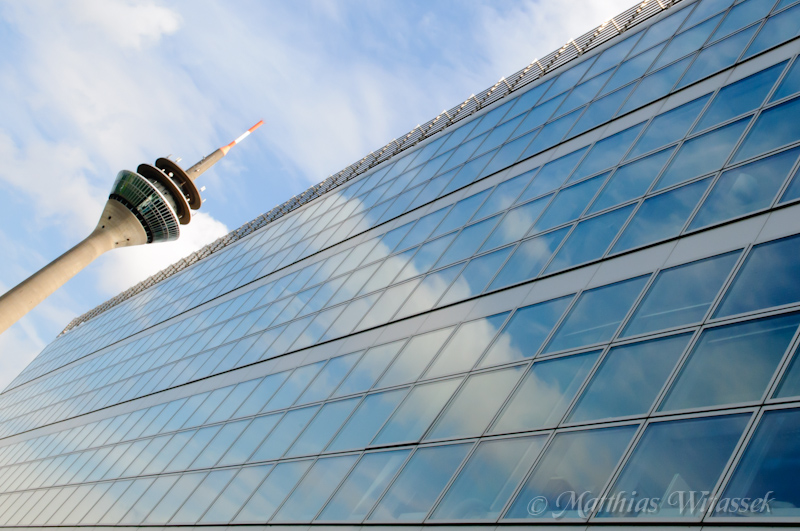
[2,0,800,527]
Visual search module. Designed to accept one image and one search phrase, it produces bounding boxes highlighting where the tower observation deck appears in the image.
[0,121,263,335]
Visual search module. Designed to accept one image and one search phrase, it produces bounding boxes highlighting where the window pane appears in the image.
[627,95,711,159]
[592,36,641,78]
[685,0,734,27]
[274,455,359,522]
[525,108,583,154]
[558,69,613,116]
[573,85,638,138]
[620,56,695,114]
[516,97,563,140]
[491,351,600,433]
[397,208,448,250]
[191,420,249,469]
[466,101,514,140]
[334,341,403,397]
[378,327,453,388]
[433,190,489,237]
[544,276,649,353]
[694,61,786,133]
[518,148,588,202]
[472,173,531,221]
[632,7,691,55]
[297,351,361,404]
[480,195,551,252]
[434,215,501,268]
[356,281,419,331]
[547,58,598,98]
[775,344,800,398]
[165,426,221,473]
[692,147,799,229]
[603,43,664,95]
[395,264,463,318]
[656,118,750,190]
[569,123,645,183]
[250,406,318,461]
[171,469,236,524]
[743,3,800,58]
[359,248,415,296]
[599,414,750,519]
[318,449,410,522]
[438,246,513,306]
[264,361,324,411]
[676,24,759,88]
[545,205,635,273]
[715,234,800,317]
[654,14,721,70]
[716,407,800,517]
[488,227,570,290]
[372,378,462,445]
[287,398,360,457]
[207,379,261,424]
[567,334,692,423]
[327,389,408,452]
[426,366,525,440]
[589,147,675,214]
[780,164,800,203]
[234,460,312,522]
[200,465,273,523]
[432,435,548,520]
[733,96,800,163]
[504,425,637,519]
[368,443,471,522]
[424,313,509,378]
[659,313,800,411]
[219,414,280,466]
[622,251,740,337]
[481,295,574,367]
[480,130,537,177]
[120,476,178,524]
[771,57,800,102]
[533,174,607,233]
[506,79,553,119]
[611,177,711,253]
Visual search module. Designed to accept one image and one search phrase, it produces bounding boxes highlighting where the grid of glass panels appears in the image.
[12,0,799,398]
[3,0,800,525]
[3,232,800,523]
[4,43,800,439]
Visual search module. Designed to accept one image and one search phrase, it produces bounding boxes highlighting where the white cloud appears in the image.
[68,0,182,50]
[99,211,229,294]
[478,0,641,79]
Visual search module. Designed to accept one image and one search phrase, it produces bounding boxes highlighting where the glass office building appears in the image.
[2,0,800,526]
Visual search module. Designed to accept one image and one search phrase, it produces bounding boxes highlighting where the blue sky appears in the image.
[0,0,634,389]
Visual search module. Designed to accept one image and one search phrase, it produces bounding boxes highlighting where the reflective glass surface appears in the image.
[659,313,800,411]
[431,435,547,520]
[716,408,800,517]
[505,425,637,519]
[567,334,692,423]
[715,234,800,317]
[622,251,740,336]
[544,276,649,353]
[598,414,750,518]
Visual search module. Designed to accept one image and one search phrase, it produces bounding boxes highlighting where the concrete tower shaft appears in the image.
[0,121,263,336]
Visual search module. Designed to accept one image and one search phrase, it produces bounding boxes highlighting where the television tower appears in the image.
[0,121,264,336]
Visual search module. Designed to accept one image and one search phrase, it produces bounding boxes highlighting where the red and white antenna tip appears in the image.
[222,120,264,154]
